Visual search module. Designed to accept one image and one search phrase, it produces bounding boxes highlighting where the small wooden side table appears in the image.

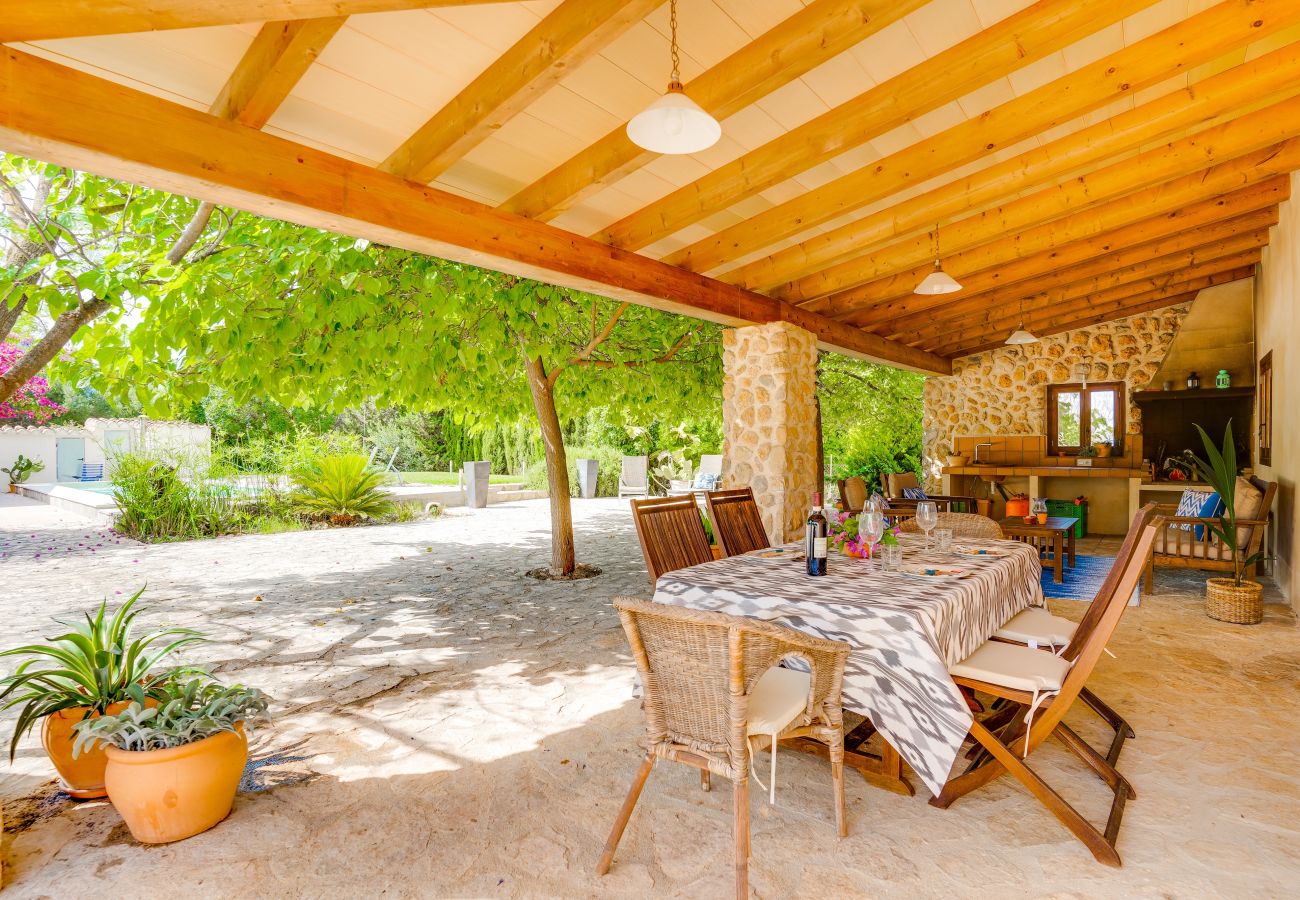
[999,516,1080,584]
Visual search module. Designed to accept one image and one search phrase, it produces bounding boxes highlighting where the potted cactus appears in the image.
[73,678,271,844]
[2,454,45,492]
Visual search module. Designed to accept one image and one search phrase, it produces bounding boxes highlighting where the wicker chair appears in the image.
[630,496,714,586]
[899,512,1003,541]
[599,598,852,899]
[705,488,770,557]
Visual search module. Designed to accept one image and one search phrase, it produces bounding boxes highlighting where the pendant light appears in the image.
[626,0,721,155]
[1005,295,1039,345]
[914,224,962,295]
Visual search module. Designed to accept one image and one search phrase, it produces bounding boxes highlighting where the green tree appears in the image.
[0,156,228,408]
[818,352,925,491]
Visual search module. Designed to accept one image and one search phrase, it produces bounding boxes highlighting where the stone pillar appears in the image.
[722,322,819,543]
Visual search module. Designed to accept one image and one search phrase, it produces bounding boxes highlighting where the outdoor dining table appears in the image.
[652,534,1045,796]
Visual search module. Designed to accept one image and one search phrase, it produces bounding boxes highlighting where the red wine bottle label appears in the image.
[813,537,827,558]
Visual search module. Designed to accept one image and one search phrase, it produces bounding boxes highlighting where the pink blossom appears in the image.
[0,343,67,424]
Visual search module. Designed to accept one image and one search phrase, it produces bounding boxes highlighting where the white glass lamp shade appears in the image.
[1005,325,1040,345]
[913,261,962,295]
[626,84,721,155]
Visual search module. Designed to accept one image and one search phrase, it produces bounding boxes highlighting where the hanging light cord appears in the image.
[933,222,942,266]
[668,0,682,85]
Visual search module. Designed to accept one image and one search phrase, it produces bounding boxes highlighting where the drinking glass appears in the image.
[934,527,953,553]
[882,544,903,572]
[861,510,885,570]
[916,501,939,549]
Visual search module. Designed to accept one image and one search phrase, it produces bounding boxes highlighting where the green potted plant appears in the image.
[1188,422,1266,623]
[0,589,205,798]
[73,678,270,844]
[291,453,395,526]
[944,444,968,467]
[1092,441,1113,459]
[2,454,45,492]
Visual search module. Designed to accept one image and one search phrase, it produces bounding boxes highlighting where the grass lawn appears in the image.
[399,471,521,485]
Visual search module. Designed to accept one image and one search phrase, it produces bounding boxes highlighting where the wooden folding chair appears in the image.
[991,503,1159,767]
[599,598,852,899]
[929,518,1159,866]
[630,495,714,586]
[705,487,771,557]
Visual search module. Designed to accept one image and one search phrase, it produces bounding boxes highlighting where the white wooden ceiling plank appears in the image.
[903,0,983,57]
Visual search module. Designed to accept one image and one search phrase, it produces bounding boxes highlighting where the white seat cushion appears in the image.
[994,607,1077,647]
[746,667,810,736]
[950,641,1071,693]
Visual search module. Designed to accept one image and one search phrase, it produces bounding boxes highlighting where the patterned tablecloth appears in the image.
[652,534,1044,794]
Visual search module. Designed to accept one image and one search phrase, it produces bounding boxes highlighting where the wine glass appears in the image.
[861,510,885,570]
[916,501,939,550]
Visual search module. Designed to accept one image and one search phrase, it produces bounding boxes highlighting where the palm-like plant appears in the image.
[1188,421,1260,587]
[0,588,207,760]
[292,453,395,525]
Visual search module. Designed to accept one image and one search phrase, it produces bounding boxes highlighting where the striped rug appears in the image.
[1042,554,1141,605]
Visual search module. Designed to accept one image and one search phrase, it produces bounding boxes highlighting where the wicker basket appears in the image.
[1205,578,1264,625]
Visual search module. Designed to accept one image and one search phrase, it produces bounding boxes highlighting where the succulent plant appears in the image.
[72,678,271,756]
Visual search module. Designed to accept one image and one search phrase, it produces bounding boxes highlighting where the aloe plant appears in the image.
[72,678,271,756]
[1188,421,1261,587]
[0,588,207,761]
[291,453,394,525]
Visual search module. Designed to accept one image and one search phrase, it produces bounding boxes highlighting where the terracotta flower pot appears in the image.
[41,701,135,800]
[946,455,968,467]
[104,728,248,844]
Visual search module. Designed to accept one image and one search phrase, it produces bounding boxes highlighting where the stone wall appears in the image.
[922,303,1191,488]
[722,322,819,543]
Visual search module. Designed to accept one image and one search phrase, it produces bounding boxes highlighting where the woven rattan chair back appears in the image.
[705,488,770,557]
[899,511,1003,541]
[613,597,850,779]
[630,496,714,585]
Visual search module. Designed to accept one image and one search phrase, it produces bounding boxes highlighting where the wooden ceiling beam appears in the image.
[837,179,1284,326]
[945,291,1203,359]
[0,1,518,43]
[593,0,1152,252]
[211,17,346,128]
[722,36,1300,293]
[839,189,1285,329]
[925,262,1259,355]
[667,1,1296,275]
[0,46,950,375]
[942,267,1256,358]
[881,225,1272,339]
[380,0,658,184]
[786,98,1300,308]
[501,0,926,222]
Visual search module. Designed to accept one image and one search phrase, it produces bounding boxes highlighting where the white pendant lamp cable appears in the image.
[914,223,962,295]
[626,0,722,155]
[1005,294,1039,345]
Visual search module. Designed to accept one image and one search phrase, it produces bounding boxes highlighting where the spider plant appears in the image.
[291,453,394,525]
[0,587,207,761]
[72,678,271,756]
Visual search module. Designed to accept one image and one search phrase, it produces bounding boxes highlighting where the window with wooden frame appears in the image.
[1259,351,1273,466]
[1047,382,1126,456]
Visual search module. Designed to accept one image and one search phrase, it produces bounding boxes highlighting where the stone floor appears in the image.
[0,496,1297,898]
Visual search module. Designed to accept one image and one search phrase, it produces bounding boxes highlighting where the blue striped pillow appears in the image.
[902,486,928,501]
[1175,489,1222,539]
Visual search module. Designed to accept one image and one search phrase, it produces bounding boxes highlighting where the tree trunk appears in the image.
[523,352,576,576]
[0,297,109,406]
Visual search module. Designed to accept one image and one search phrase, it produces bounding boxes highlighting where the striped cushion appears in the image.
[1175,489,1222,539]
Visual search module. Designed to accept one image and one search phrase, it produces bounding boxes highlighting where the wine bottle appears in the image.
[806,492,828,576]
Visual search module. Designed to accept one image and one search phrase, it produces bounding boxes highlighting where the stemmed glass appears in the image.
[916,501,939,551]
[861,509,885,571]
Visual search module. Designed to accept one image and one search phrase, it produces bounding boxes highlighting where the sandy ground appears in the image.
[0,494,1297,898]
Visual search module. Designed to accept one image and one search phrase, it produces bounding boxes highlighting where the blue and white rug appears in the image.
[1042,554,1140,605]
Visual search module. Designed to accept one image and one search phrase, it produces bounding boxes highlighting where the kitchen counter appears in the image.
[941,466,1152,534]
[942,465,1149,479]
